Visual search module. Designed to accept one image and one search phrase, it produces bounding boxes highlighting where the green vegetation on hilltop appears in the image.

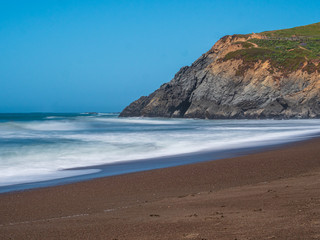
[261,22,320,38]
[248,38,320,58]
[234,41,254,49]
[224,47,308,75]
[222,22,320,75]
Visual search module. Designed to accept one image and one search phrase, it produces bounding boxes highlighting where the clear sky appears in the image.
[1,0,319,113]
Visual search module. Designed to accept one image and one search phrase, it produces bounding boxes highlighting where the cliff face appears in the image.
[120,23,320,119]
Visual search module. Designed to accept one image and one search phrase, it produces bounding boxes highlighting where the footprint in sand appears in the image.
[184,233,199,239]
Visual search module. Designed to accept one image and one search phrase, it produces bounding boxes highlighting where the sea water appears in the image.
[1,113,320,193]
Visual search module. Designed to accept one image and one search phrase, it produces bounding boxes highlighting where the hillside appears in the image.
[224,22,320,75]
[120,22,320,119]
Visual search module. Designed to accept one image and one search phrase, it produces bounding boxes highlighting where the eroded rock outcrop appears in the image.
[120,23,320,119]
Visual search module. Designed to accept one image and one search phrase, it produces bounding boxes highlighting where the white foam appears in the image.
[22,121,86,131]
[1,116,320,187]
[0,169,100,187]
[95,117,181,125]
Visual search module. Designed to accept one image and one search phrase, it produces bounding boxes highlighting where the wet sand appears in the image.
[0,138,320,239]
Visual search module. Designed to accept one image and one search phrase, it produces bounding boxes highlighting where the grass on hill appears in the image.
[223,22,320,75]
[261,22,320,38]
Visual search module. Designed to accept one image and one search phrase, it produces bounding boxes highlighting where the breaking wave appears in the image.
[1,113,320,188]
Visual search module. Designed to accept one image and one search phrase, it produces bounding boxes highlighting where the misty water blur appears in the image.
[1,113,320,187]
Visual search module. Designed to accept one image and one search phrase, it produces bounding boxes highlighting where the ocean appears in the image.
[1,113,320,193]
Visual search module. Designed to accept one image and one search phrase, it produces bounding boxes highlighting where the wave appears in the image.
[1,115,320,188]
[94,117,181,125]
[0,169,100,187]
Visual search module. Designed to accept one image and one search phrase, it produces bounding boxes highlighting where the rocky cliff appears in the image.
[120,22,320,119]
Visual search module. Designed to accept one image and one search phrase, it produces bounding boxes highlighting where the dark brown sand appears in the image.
[1,138,320,240]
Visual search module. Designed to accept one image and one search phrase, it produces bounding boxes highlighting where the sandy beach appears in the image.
[1,138,320,239]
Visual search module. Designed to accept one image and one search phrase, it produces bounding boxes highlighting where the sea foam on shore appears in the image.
[1,113,320,191]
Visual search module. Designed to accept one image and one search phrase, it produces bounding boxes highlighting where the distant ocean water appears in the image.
[1,113,320,193]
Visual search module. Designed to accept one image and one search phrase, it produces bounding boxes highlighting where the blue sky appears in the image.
[1,0,319,112]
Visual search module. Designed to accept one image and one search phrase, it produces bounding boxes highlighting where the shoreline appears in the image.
[1,137,320,239]
[1,132,319,194]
